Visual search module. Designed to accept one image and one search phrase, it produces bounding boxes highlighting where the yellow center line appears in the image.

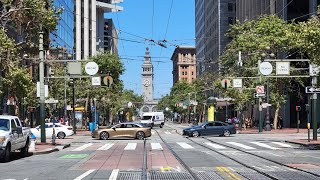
[216,166,242,180]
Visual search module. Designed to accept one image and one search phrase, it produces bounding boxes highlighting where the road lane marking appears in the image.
[97,143,114,150]
[151,131,155,135]
[124,143,137,150]
[226,142,256,150]
[250,142,280,150]
[74,169,95,180]
[72,143,93,151]
[165,131,172,134]
[177,142,194,149]
[205,142,227,149]
[151,143,163,150]
[271,142,292,148]
[216,166,241,180]
[109,169,119,180]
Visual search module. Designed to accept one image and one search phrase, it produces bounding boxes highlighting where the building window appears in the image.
[228,3,234,12]
[192,72,194,75]
[185,72,187,75]
[228,17,235,25]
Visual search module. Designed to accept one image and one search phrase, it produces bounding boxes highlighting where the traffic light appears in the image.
[305,104,310,113]
[224,80,228,89]
[296,106,301,112]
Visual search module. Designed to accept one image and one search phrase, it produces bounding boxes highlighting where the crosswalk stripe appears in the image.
[271,142,292,148]
[165,131,172,134]
[124,143,137,150]
[177,142,194,149]
[74,169,95,180]
[151,143,163,150]
[109,169,119,180]
[226,142,256,150]
[250,142,280,150]
[97,143,114,150]
[205,142,227,149]
[151,131,155,135]
[72,143,93,151]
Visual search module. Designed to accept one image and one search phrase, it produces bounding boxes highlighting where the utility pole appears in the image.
[312,76,317,140]
[39,27,46,143]
[265,78,271,131]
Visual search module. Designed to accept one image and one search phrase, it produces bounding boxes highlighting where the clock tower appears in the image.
[141,47,154,102]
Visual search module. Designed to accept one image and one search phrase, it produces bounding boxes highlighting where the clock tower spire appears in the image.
[141,47,154,102]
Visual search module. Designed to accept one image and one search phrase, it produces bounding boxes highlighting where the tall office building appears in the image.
[236,0,319,22]
[75,0,123,60]
[101,19,118,55]
[171,46,196,84]
[195,0,236,76]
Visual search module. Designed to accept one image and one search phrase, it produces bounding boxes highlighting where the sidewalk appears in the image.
[165,121,320,148]
[29,130,92,155]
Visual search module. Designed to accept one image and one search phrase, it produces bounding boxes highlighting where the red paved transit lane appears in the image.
[73,142,182,171]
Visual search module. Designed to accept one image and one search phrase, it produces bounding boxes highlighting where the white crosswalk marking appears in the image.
[226,142,256,150]
[250,142,280,150]
[177,142,194,149]
[124,143,137,150]
[72,143,93,151]
[151,143,163,150]
[205,142,227,149]
[271,142,292,148]
[109,169,119,180]
[165,131,172,134]
[151,131,155,135]
[97,143,114,150]
[74,169,95,180]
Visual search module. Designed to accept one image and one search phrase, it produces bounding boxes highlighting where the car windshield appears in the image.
[141,116,152,120]
[0,119,10,131]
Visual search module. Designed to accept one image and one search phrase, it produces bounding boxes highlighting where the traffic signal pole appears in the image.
[39,27,46,143]
[312,76,317,140]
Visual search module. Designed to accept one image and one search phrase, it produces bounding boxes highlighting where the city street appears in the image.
[1,123,320,179]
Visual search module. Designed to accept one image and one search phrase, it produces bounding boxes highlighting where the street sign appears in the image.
[254,93,265,98]
[262,103,271,108]
[309,64,320,76]
[91,76,101,86]
[85,62,99,76]
[233,79,243,88]
[276,62,290,75]
[259,62,273,75]
[256,85,265,94]
[45,98,58,104]
[305,86,320,93]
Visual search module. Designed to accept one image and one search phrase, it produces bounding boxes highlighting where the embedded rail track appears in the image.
[163,125,320,180]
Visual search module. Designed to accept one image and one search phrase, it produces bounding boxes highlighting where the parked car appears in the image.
[0,115,31,162]
[30,123,73,139]
[92,122,151,140]
[183,121,236,137]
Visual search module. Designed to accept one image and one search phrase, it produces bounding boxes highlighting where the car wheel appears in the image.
[0,145,11,162]
[100,131,109,140]
[20,139,29,157]
[136,131,145,140]
[57,132,66,139]
[224,130,231,136]
[192,131,200,137]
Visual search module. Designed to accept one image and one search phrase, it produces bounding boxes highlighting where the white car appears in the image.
[31,123,73,139]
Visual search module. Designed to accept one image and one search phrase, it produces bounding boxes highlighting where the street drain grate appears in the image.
[148,171,194,180]
[118,171,142,180]
[196,171,224,180]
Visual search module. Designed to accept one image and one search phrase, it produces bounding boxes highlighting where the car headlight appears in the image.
[0,136,6,145]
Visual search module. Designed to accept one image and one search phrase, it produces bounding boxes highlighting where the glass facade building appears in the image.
[50,0,74,55]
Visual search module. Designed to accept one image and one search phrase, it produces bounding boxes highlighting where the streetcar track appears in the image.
[154,129,199,180]
[165,125,320,179]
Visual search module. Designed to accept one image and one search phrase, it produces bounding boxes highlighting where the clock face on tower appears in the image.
[144,79,150,87]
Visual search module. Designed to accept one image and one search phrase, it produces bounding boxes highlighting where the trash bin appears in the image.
[89,122,96,132]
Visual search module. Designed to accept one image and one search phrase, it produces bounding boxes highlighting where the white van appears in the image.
[140,112,165,128]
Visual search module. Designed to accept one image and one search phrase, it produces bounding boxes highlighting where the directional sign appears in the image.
[45,98,58,104]
[305,86,320,93]
[233,79,243,88]
[254,93,265,98]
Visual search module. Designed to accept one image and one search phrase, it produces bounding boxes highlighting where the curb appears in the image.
[31,143,71,155]
[285,140,320,148]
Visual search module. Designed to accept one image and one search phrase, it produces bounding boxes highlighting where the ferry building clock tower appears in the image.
[141,47,154,102]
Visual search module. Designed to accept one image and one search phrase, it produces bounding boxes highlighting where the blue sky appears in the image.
[106,0,195,99]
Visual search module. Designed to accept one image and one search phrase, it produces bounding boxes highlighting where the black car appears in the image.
[183,121,236,137]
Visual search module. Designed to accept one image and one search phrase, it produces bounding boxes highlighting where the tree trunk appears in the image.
[274,102,280,130]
